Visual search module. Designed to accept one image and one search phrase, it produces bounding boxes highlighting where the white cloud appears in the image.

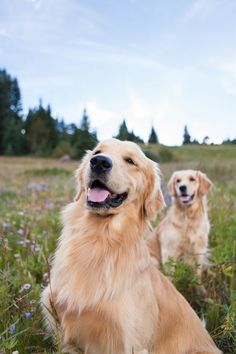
[57,100,120,139]
[87,96,155,142]
[79,85,186,145]
[86,101,121,139]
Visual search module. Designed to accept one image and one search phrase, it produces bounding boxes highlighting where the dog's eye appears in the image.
[125,157,135,165]
[94,150,101,155]
[176,179,181,183]
[190,177,196,182]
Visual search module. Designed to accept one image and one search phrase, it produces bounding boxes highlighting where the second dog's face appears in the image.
[75,138,165,219]
[168,170,212,206]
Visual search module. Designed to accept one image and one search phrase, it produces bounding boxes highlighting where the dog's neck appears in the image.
[172,195,207,219]
[65,197,149,241]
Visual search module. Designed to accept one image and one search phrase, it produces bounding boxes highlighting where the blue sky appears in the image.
[1,0,236,145]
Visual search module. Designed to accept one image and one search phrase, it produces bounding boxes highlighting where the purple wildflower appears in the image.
[24,312,31,319]
[45,199,55,209]
[9,324,16,333]
[2,221,10,230]
[19,283,31,293]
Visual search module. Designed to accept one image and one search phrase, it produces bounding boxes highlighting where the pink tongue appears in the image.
[87,188,110,203]
[180,195,190,202]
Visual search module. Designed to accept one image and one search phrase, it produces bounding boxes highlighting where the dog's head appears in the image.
[74,139,165,220]
[167,170,212,206]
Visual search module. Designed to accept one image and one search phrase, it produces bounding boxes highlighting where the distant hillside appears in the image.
[142,144,236,163]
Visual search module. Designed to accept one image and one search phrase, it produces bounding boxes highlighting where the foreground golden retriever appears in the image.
[152,170,212,276]
[41,140,220,354]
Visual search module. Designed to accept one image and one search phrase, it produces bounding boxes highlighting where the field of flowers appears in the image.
[0,147,235,353]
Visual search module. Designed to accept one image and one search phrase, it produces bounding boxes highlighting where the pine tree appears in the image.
[24,101,58,155]
[0,69,25,155]
[115,119,144,143]
[72,109,98,159]
[148,126,159,144]
[127,130,144,144]
[80,109,90,131]
[115,119,129,140]
[183,125,191,145]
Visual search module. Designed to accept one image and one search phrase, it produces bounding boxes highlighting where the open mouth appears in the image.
[87,179,128,209]
[179,193,195,204]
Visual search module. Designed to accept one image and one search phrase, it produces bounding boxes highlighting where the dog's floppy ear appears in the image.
[197,171,213,196]
[74,151,90,201]
[144,162,165,220]
[167,172,176,196]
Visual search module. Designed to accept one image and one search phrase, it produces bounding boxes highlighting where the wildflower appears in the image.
[19,283,31,293]
[31,243,41,252]
[18,211,25,216]
[2,221,10,230]
[9,324,16,333]
[17,229,24,236]
[17,239,30,247]
[45,199,55,209]
[17,240,24,245]
[27,181,47,191]
[24,312,31,319]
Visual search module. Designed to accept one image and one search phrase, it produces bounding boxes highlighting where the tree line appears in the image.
[0,69,235,159]
[0,69,99,159]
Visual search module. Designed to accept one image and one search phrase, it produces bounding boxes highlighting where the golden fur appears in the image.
[41,140,220,354]
[151,170,213,276]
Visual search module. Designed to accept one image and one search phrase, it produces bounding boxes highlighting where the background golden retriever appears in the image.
[41,140,220,354]
[152,170,212,277]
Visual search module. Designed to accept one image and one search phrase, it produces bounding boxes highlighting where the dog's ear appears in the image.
[197,171,213,196]
[167,173,176,196]
[74,151,90,201]
[144,162,165,220]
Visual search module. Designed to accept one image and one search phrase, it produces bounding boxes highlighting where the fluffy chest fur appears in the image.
[49,202,158,353]
[160,197,210,265]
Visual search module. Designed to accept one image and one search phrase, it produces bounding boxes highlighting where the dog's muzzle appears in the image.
[87,154,127,210]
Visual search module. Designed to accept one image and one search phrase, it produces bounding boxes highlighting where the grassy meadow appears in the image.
[0,145,236,353]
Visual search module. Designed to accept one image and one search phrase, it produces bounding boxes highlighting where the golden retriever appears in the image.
[151,170,212,276]
[41,140,220,354]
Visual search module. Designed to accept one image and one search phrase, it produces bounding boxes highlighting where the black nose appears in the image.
[90,155,113,174]
[179,185,187,193]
